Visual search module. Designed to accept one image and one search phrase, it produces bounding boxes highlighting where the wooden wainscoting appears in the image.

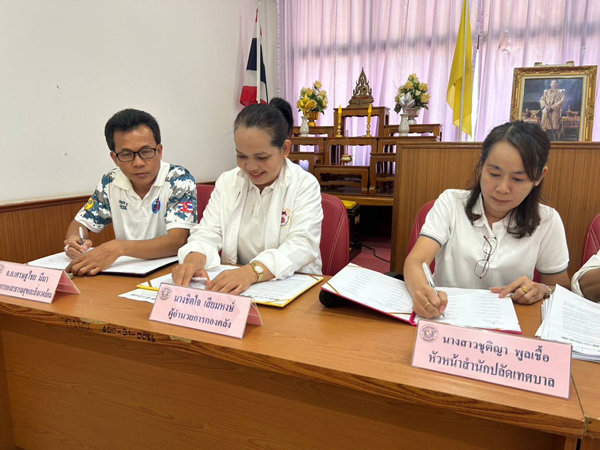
[0,196,115,264]
[391,142,600,277]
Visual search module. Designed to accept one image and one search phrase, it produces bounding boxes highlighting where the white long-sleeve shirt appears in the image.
[572,252,600,297]
[178,159,323,278]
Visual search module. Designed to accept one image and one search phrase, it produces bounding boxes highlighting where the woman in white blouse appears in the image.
[172,98,323,293]
[404,121,570,319]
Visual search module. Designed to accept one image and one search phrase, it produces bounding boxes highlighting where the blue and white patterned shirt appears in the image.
[75,161,197,240]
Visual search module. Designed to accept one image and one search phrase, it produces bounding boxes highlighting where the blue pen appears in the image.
[422,262,445,318]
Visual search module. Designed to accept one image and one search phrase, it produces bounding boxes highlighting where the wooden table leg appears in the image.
[580,436,600,450]
[369,161,378,194]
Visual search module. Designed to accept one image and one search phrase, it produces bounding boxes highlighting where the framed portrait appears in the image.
[510,65,597,141]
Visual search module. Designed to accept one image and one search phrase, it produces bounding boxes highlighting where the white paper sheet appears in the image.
[322,264,521,332]
[323,264,414,319]
[28,251,178,276]
[118,288,157,304]
[143,265,322,307]
[538,285,600,362]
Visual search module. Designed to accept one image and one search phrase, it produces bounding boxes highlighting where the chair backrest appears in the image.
[582,213,600,265]
[320,194,350,276]
[408,201,436,272]
[196,184,215,223]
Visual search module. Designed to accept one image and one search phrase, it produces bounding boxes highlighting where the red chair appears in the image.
[408,201,435,272]
[582,213,600,265]
[320,194,350,276]
[196,184,215,223]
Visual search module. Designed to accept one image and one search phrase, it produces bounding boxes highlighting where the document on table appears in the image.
[28,251,178,276]
[420,288,521,333]
[322,264,414,323]
[536,285,600,362]
[322,264,521,332]
[132,265,323,307]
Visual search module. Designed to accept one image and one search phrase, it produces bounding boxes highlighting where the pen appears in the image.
[79,227,85,247]
[136,285,159,292]
[422,262,445,318]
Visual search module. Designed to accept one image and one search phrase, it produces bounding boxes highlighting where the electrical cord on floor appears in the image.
[361,244,391,263]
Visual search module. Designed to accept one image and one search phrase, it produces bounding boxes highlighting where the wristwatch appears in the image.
[250,261,264,282]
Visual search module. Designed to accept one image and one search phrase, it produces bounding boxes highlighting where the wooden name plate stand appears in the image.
[0,271,598,449]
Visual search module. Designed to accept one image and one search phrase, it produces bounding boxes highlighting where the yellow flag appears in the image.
[446,0,473,136]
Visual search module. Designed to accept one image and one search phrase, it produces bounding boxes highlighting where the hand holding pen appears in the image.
[63,226,92,259]
[413,262,448,319]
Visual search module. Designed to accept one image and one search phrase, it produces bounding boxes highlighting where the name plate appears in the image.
[0,260,80,304]
[412,320,572,399]
[149,283,263,339]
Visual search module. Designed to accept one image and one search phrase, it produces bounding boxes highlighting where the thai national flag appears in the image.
[177,202,194,213]
[240,5,268,106]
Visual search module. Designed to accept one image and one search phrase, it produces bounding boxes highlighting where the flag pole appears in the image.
[458,0,469,142]
[256,0,261,104]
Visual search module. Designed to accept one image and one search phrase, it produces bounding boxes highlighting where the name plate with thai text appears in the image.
[149,283,263,339]
[0,261,80,304]
[412,320,572,399]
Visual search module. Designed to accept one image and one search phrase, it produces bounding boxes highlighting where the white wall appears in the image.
[0,0,278,204]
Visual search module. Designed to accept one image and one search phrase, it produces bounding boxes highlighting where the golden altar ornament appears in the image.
[340,153,353,165]
[348,68,374,107]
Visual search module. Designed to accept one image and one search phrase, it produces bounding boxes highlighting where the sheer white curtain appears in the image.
[278,0,600,150]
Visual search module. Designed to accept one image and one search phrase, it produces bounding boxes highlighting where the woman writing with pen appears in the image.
[404,121,570,318]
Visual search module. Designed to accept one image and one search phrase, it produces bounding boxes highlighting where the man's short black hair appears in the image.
[104,109,161,151]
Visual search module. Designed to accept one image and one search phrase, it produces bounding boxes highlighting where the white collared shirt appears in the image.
[420,189,569,289]
[237,169,283,265]
[75,161,197,240]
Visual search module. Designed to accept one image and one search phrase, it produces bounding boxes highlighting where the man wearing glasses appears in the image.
[64,109,197,276]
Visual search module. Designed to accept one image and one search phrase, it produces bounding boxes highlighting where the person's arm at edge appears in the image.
[578,269,600,302]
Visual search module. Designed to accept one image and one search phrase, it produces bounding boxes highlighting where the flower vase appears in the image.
[406,107,419,125]
[399,114,410,136]
[307,111,320,127]
[300,116,310,136]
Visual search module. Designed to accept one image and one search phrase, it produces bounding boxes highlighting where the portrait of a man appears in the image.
[520,77,583,141]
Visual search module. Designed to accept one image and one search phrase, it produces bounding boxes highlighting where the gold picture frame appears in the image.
[510,65,597,141]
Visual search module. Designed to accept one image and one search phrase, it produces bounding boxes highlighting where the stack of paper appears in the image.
[122,265,323,308]
[536,285,600,362]
[322,264,521,333]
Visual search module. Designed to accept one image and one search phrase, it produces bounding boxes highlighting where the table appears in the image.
[314,165,370,194]
[334,106,390,138]
[572,360,600,449]
[0,270,593,449]
[383,123,443,139]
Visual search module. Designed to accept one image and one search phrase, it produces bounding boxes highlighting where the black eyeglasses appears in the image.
[474,235,497,279]
[114,147,158,162]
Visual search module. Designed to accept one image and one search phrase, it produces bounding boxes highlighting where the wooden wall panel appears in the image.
[391,142,600,277]
[0,330,15,449]
[0,196,115,263]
